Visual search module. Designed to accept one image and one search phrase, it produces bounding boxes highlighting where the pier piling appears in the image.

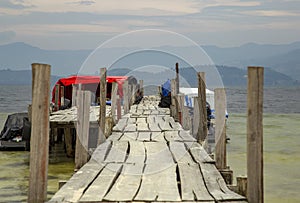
[28,63,51,203]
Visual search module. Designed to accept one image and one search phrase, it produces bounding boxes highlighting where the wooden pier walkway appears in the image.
[49,96,247,203]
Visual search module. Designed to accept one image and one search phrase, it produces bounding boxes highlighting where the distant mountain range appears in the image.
[0,42,299,87]
[1,65,298,87]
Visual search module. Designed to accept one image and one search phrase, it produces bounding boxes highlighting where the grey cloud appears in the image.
[68,1,96,6]
[0,0,33,9]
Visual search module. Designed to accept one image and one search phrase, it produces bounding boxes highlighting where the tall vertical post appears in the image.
[123,80,129,114]
[111,82,117,124]
[75,90,91,169]
[28,63,51,203]
[197,72,207,143]
[175,62,179,94]
[54,84,60,111]
[60,86,65,107]
[170,79,177,118]
[72,84,77,107]
[247,67,264,203]
[139,80,144,97]
[215,88,227,169]
[98,67,107,145]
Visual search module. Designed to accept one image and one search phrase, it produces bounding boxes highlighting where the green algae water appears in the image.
[0,112,74,202]
[0,85,299,202]
[227,113,300,203]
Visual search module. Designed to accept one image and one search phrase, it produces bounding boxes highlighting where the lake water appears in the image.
[0,85,299,202]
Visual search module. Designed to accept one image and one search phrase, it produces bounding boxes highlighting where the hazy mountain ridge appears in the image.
[0,42,299,85]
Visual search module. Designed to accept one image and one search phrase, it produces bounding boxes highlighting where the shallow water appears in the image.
[227,113,300,203]
[0,85,300,202]
[0,112,74,202]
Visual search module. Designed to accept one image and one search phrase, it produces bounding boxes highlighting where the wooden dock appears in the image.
[49,96,247,203]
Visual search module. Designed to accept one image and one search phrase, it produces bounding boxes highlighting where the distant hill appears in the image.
[0,41,299,83]
[202,42,300,81]
[0,65,298,87]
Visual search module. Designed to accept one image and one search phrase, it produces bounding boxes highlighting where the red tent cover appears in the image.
[51,75,128,106]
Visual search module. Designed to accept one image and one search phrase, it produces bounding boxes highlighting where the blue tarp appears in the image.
[162,79,171,97]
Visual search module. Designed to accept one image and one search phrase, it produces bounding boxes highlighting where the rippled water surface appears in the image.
[0,85,299,202]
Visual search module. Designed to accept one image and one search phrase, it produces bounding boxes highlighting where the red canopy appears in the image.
[51,75,128,106]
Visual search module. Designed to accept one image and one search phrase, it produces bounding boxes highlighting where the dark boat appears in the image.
[0,112,31,150]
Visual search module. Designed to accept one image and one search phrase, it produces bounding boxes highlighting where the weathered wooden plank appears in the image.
[137,132,151,141]
[124,123,137,132]
[90,141,112,163]
[179,130,196,142]
[200,162,246,201]
[79,163,122,203]
[106,132,123,141]
[126,141,146,163]
[168,115,183,130]
[169,141,194,164]
[137,122,149,131]
[112,117,128,132]
[104,163,144,201]
[189,142,215,163]
[144,142,174,172]
[135,164,180,201]
[49,160,105,203]
[151,132,165,142]
[178,163,214,201]
[164,131,182,142]
[119,132,138,141]
[104,141,128,163]
[148,122,161,132]
[157,116,173,131]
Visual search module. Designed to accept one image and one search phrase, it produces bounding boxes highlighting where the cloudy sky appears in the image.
[0,0,299,50]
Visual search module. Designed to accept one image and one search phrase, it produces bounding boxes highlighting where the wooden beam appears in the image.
[60,86,65,107]
[247,66,264,203]
[123,80,129,114]
[98,67,107,145]
[139,80,144,97]
[72,84,77,107]
[54,84,60,111]
[75,90,91,169]
[197,72,207,143]
[28,63,51,203]
[111,82,117,124]
[215,88,227,169]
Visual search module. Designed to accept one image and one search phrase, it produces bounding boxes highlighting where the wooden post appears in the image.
[177,94,184,124]
[237,176,248,197]
[197,72,207,143]
[75,90,91,169]
[139,80,144,97]
[215,88,227,169]
[111,82,117,124]
[247,66,264,203]
[131,84,136,106]
[60,86,65,107]
[64,128,73,157]
[175,62,179,94]
[28,63,51,203]
[123,80,129,114]
[171,79,177,119]
[117,96,121,120]
[192,97,199,138]
[98,67,107,145]
[54,84,60,111]
[72,84,77,107]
